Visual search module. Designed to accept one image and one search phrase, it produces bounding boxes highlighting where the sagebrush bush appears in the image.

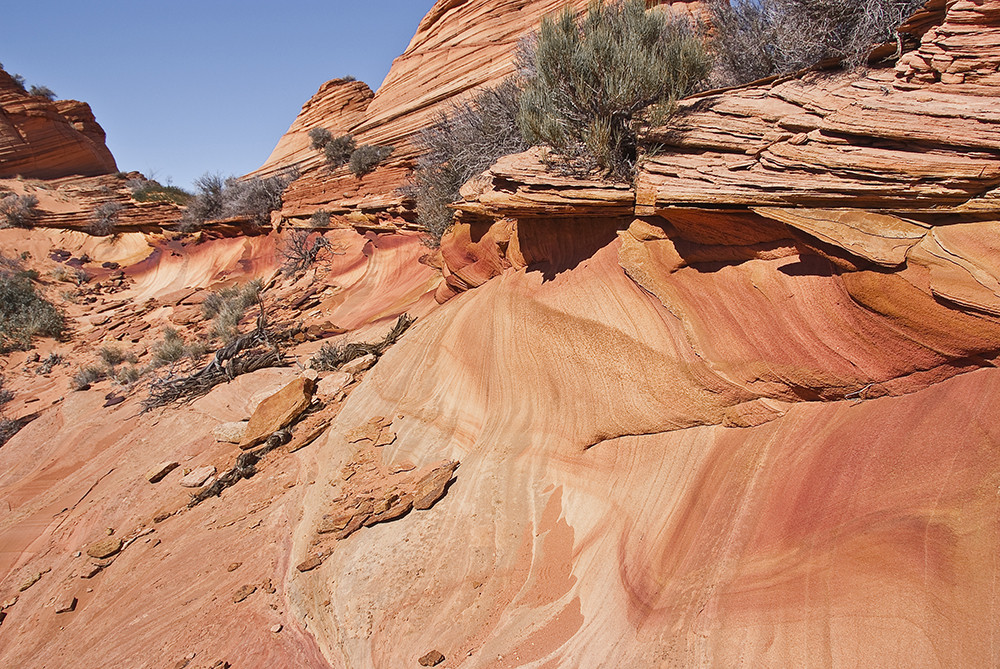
[29,85,56,100]
[309,127,333,150]
[89,201,123,236]
[410,79,527,245]
[517,0,710,180]
[150,327,186,367]
[181,171,296,230]
[349,144,393,177]
[0,194,40,228]
[708,0,926,86]
[310,209,331,227]
[323,135,356,169]
[98,345,137,367]
[0,268,64,353]
[71,364,106,390]
[202,279,263,343]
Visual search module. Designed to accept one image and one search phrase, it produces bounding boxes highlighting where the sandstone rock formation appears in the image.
[3,1,1000,667]
[0,69,117,179]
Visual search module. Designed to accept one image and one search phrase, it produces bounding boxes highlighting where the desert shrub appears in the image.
[181,171,296,230]
[323,134,356,169]
[202,279,263,343]
[708,0,927,86]
[71,364,106,390]
[98,344,137,367]
[11,73,26,92]
[279,230,339,275]
[150,327,186,366]
[0,193,40,228]
[128,178,192,205]
[0,375,12,409]
[50,265,89,286]
[310,313,415,371]
[349,144,393,177]
[517,0,710,180]
[0,269,64,353]
[28,85,56,100]
[410,79,527,245]
[89,201,123,236]
[310,209,331,227]
[0,375,17,446]
[309,127,333,150]
[114,364,141,387]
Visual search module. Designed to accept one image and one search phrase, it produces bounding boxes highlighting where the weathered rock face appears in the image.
[0,69,117,179]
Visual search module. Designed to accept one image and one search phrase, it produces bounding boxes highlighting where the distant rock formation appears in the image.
[0,68,117,179]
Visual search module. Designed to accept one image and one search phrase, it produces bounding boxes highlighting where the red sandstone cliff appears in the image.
[1,1,1000,667]
[0,69,117,179]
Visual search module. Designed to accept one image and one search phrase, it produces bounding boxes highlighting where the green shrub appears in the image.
[128,178,192,205]
[28,85,56,100]
[11,73,26,93]
[0,194,40,228]
[0,268,64,353]
[150,327,186,367]
[181,171,296,230]
[89,201,123,236]
[349,144,393,177]
[708,0,926,86]
[323,134,356,169]
[410,79,527,245]
[308,127,333,150]
[517,0,710,179]
[202,279,263,343]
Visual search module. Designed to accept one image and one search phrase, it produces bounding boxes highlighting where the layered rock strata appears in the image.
[0,69,117,179]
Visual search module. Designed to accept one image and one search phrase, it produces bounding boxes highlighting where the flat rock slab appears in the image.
[145,461,179,483]
[54,595,77,614]
[315,371,352,399]
[239,377,315,450]
[179,466,216,488]
[86,536,123,559]
[212,421,248,444]
[341,354,376,375]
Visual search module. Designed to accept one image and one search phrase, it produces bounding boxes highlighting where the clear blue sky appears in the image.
[2,0,436,189]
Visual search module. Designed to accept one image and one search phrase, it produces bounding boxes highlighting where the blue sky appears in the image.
[2,1,436,189]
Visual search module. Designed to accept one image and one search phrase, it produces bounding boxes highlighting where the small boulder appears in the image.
[413,461,459,510]
[145,461,180,483]
[213,421,248,444]
[179,466,216,488]
[54,595,77,614]
[86,536,123,559]
[233,584,256,603]
[81,564,103,579]
[296,555,323,572]
[419,650,445,666]
[240,377,315,450]
[341,354,376,375]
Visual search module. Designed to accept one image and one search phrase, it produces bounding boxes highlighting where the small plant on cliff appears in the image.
[0,193,40,228]
[707,0,927,86]
[517,0,710,180]
[308,127,334,150]
[322,134,357,170]
[0,374,22,447]
[349,144,393,177]
[128,178,192,205]
[28,85,56,100]
[409,79,527,246]
[0,264,65,354]
[89,201,124,236]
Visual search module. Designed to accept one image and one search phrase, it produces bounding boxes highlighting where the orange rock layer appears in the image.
[0,69,117,179]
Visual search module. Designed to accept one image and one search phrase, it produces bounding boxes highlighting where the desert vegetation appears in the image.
[308,128,393,176]
[89,201,123,236]
[0,374,22,447]
[128,178,192,205]
[311,313,415,372]
[202,279,264,344]
[708,0,927,86]
[279,230,341,276]
[0,193,41,228]
[181,171,297,230]
[349,143,394,177]
[0,256,64,353]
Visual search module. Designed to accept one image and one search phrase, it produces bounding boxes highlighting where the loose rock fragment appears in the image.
[87,536,123,559]
[240,377,315,449]
[419,650,445,666]
[296,555,323,572]
[145,461,179,483]
[179,465,216,488]
[233,584,257,603]
[54,595,77,614]
[341,353,376,375]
